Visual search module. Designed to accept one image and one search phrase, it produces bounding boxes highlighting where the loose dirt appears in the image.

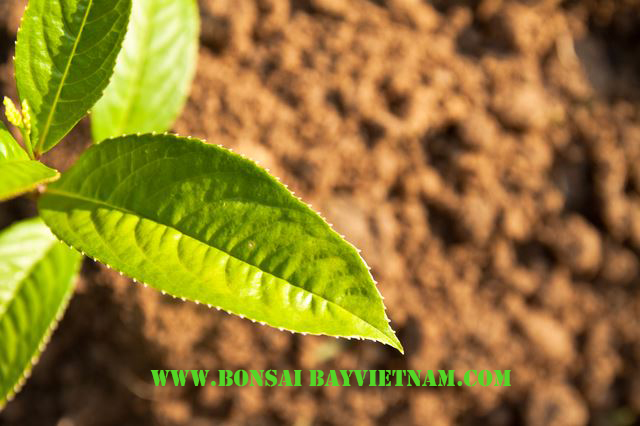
[1,1,639,425]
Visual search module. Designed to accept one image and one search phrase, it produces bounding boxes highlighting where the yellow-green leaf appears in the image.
[39,134,403,352]
[0,122,59,202]
[15,0,132,154]
[92,0,199,141]
[0,218,82,407]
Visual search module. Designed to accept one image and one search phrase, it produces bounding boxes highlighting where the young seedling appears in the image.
[0,0,402,407]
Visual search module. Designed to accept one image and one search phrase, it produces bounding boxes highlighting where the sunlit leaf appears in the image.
[92,0,199,141]
[0,218,82,407]
[39,134,402,352]
[0,122,58,202]
[15,0,132,153]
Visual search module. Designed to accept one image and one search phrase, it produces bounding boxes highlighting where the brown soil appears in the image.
[1,0,640,425]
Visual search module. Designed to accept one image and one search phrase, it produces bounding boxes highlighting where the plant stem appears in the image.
[19,127,35,160]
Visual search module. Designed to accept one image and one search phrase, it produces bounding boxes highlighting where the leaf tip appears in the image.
[381,330,404,354]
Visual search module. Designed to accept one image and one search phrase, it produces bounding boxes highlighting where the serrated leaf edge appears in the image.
[34,0,94,152]
[15,0,133,153]
[44,132,403,353]
[0,244,79,410]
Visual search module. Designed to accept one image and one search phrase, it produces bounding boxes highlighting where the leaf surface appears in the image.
[15,0,132,153]
[0,122,59,201]
[92,0,199,142]
[0,123,28,161]
[39,134,402,352]
[0,218,82,407]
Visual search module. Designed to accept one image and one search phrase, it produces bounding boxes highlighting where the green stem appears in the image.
[19,127,35,160]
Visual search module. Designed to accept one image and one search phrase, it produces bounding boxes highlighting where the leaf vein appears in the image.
[44,188,389,340]
[37,0,94,152]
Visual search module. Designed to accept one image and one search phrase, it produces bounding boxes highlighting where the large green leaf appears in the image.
[0,218,82,407]
[39,134,403,352]
[0,122,59,202]
[92,0,199,142]
[15,0,132,154]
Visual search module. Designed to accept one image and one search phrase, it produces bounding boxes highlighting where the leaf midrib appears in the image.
[44,187,391,343]
[37,0,94,152]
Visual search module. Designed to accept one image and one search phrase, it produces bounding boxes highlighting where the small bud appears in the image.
[21,100,31,134]
[4,97,23,128]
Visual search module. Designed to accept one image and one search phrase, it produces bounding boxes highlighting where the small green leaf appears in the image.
[0,122,59,201]
[39,134,403,352]
[0,122,28,161]
[92,0,199,142]
[0,218,82,407]
[15,0,132,154]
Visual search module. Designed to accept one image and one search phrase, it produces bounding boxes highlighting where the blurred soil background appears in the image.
[1,0,640,425]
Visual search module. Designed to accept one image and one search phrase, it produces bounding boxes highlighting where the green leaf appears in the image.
[0,122,59,201]
[39,134,403,352]
[0,218,82,407]
[0,121,28,161]
[15,0,132,154]
[92,0,199,142]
